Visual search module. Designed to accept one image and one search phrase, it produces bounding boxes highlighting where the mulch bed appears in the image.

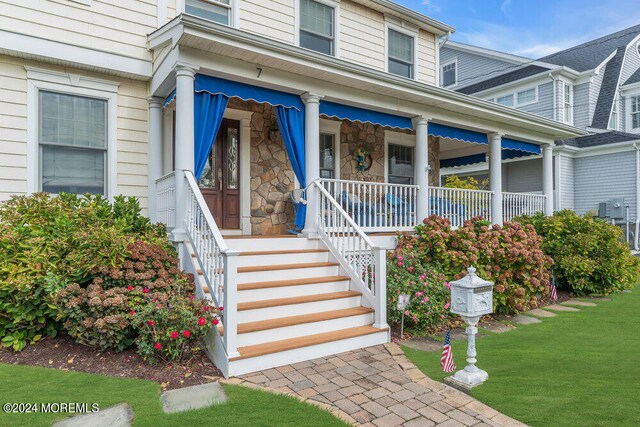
[0,334,222,390]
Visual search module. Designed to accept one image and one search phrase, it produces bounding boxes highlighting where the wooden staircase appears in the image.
[192,235,389,376]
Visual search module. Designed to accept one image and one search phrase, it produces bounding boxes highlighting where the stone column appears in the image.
[147,96,164,223]
[301,92,324,236]
[542,144,554,216]
[173,65,197,241]
[489,133,503,225]
[414,117,430,223]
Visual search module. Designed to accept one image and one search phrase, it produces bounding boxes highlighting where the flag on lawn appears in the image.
[550,275,558,301]
[441,329,456,373]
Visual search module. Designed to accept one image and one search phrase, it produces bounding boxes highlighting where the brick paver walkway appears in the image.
[223,343,526,426]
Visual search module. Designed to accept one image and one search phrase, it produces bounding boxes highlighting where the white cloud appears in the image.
[500,0,512,14]
[421,0,441,13]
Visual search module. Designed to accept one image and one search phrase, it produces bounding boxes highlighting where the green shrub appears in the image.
[516,210,640,295]
[0,193,167,350]
[386,254,453,334]
[394,216,553,315]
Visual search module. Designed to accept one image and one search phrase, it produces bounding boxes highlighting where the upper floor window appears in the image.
[388,144,414,184]
[185,0,231,25]
[496,94,514,107]
[39,91,107,195]
[631,96,640,129]
[299,0,335,56]
[388,29,414,79]
[517,88,536,105]
[441,61,456,87]
[562,83,572,123]
[609,97,618,130]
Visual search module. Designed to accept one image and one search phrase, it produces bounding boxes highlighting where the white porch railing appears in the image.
[503,192,547,222]
[183,171,240,358]
[428,186,493,227]
[319,178,419,232]
[314,181,387,329]
[156,172,176,228]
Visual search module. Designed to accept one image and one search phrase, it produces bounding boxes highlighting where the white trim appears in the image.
[384,130,415,183]
[179,0,238,28]
[384,19,419,81]
[487,84,540,108]
[626,93,640,134]
[515,86,538,107]
[68,0,91,5]
[26,70,118,200]
[1,30,151,79]
[440,57,457,88]
[157,0,168,27]
[554,153,561,210]
[443,40,533,66]
[294,0,341,58]
[320,118,342,178]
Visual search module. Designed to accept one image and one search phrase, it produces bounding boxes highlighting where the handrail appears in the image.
[155,171,176,228]
[319,177,419,189]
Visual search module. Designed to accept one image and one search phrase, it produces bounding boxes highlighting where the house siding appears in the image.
[589,63,606,125]
[558,155,574,210]
[417,30,436,85]
[0,55,150,209]
[339,0,385,71]
[240,0,295,45]
[573,82,590,128]
[574,151,637,220]
[621,41,640,86]
[518,81,554,120]
[504,158,543,193]
[439,47,516,88]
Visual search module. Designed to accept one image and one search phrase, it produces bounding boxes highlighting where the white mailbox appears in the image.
[450,266,493,318]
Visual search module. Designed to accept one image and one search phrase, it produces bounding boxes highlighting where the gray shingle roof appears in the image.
[456,65,551,95]
[539,24,640,72]
[623,68,640,86]
[557,131,640,148]
[591,49,626,129]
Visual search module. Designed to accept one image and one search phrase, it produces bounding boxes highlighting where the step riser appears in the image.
[237,265,341,282]
[225,238,320,252]
[236,252,330,267]
[237,281,350,303]
[237,313,375,347]
[227,331,389,377]
[239,296,362,323]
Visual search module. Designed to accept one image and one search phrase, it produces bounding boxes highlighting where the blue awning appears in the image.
[428,123,488,145]
[163,74,305,111]
[501,137,541,154]
[163,90,176,109]
[440,153,486,168]
[319,101,413,130]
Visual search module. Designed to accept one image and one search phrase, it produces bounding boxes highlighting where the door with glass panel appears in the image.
[199,119,240,229]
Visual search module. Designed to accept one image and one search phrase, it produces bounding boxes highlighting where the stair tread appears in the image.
[230,325,388,361]
[237,291,362,311]
[238,275,350,290]
[239,249,328,256]
[238,307,374,334]
[238,261,338,273]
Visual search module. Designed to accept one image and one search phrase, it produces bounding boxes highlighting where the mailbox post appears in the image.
[448,266,494,389]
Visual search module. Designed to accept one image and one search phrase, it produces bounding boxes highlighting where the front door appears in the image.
[199,119,240,229]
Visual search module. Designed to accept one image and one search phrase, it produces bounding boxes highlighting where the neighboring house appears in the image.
[440,25,640,237]
[0,1,582,377]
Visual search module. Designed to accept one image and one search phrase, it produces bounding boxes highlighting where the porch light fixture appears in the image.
[269,114,280,142]
[447,266,494,389]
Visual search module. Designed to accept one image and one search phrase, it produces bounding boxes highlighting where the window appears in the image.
[39,91,107,195]
[388,144,414,184]
[441,61,456,87]
[299,0,335,56]
[563,83,572,123]
[496,94,514,107]
[517,88,536,105]
[388,28,414,79]
[631,96,640,129]
[185,0,231,25]
[609,97,618,130]
[319,133,335,178]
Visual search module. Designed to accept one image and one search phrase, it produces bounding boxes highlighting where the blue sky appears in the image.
[395,0,640,58]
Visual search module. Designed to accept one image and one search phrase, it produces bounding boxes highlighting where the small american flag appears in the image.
[441,329,456,373]
[550,275,558,301]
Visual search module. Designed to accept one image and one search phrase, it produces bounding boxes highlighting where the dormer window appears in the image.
[299,0,336,56]
[185,0,231,25]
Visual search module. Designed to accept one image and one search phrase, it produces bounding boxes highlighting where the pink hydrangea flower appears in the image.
[408,266,414,273]
[404,310,410,316]
[397,256,404,262]
[398,261,403,267]
[445,282,451,289]
[444,302,450,309]
[415,291,424,297]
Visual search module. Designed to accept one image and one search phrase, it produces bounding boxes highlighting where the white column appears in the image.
[542,144,554,215]
[173,65,197,240]
[301,92,324,235]
[413,117,430,223]
[147,96,164,223]
[489,133,503,225]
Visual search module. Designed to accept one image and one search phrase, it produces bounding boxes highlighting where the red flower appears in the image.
[212,318,219,326]
[155,342,162,350]
[148,320,155,326]
[129,310,135,316]
[143,288,150,294]
[170,331,178,339]
[203,306,210,312]
[218,306,224,311]
[190,295,195,300]
[198,317,206,326]
[127,285,133,291]
[183,330,191,338]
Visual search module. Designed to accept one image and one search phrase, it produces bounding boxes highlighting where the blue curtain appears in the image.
[194,92,229,180]
[275,105,306,230]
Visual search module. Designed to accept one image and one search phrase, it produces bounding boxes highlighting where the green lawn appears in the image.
[0,364,346,427]
[404,289,640,427]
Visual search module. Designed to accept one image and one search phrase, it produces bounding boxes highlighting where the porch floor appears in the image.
[226,343,523,426]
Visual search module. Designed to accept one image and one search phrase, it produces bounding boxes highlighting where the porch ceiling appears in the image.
[148,15,588,143]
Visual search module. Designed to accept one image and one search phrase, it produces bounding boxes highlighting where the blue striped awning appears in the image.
[440,153,487,168]
[501,137,541,154]
[428,123,488,145]
[319,101,413,130]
